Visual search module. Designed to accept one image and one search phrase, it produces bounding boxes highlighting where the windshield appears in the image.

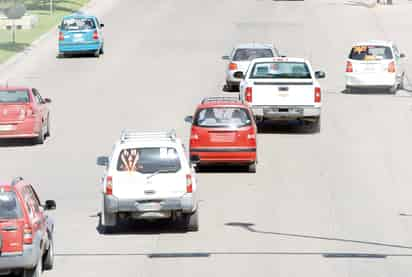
[349,45,393,61]
[233,48,274,61]
[250,62,311,79]
[61,18,96,31]
[0,90,30,103]
[194,107,252,128]
[116,147,181,174]
[0,191,22,220]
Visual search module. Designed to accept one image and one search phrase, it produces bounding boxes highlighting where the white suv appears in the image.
[96,130,199,232]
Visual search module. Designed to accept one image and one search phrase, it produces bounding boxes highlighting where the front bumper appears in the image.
[0,246,37,270]
[104,194,195,215]
[190,148,256,164]
[251,106,321,119]
[59,41,102,53]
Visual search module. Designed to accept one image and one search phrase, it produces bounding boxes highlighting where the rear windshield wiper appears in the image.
[146,169,174,180]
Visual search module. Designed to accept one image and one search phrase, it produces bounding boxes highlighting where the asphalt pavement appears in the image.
[1,0,412,276]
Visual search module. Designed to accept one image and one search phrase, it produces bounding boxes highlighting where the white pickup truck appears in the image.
[239,57,325,131]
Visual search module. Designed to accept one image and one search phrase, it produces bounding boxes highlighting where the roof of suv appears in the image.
[115,130,183,149]
[352,40,393,47]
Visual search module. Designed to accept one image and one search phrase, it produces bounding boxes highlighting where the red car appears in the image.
[0,177,56,277]
[185,97,257,172]
[0,87,51,144]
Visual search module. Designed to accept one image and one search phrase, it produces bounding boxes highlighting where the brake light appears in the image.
[229,63,238,70]
[186,174,193,193]
[245,87,253,102]
[58,32,64,41]
[105,176,113,195]
[388,61,395,73]
[247,132,256,144]
[314,87,321,103]
[23,224,33,244]
[346,61,353,73]
[93,31,99,40]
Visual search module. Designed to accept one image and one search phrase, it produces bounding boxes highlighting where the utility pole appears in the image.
[50,0,53,15]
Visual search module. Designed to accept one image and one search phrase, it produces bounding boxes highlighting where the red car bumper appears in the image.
[0,119,38,139]
[190,147,256,164]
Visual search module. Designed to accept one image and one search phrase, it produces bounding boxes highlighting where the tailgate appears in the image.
[0,220,24,254]
[251,80,315,106]
[350,59,389,74]
[0,104,26,124]
[62,29,95,44]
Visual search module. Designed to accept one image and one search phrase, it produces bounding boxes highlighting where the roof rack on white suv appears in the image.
[120,129,177,143]
[201,96,241,104]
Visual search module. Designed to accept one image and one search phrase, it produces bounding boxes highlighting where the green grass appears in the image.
[0,0,89,63]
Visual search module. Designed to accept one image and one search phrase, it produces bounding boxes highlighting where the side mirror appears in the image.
[97,156,109,166]
[400,53,406,58]
[222,55,230,60]
[190,155,200,165]
[44,200,56,210]
[100,23,105,28]
[44,98,52,103]
[233,71,244,79]
[184,115,193,124]
[315,71,326,79]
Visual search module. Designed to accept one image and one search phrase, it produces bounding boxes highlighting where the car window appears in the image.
[61,17,96,31]
[233,48,274,61]
[116,147,181,174]
[349,45,393,61]
[250,62,311,79]
[28,186,41,213]
[22,188,35,220]
[194,107,252,128]
[0,191,23,219]
[0,90,30,103]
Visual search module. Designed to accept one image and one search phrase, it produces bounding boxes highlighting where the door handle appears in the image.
[2,225,17,231]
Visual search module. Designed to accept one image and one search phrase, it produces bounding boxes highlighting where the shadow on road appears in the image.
[196,164,251,174]
[225,222,412,250]
[0,138,34,147]
[257,120,319,135]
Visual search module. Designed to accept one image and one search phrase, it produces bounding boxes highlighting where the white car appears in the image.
[222,43,279,91]
[97,130,199,232]
[345,40,406,93]
[239,57,325,131]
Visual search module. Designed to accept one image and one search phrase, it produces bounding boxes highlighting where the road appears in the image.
[1,0,412,276]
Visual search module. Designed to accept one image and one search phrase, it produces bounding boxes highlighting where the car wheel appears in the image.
[248,162,256,173]
[345,86,352,94]
[23,258,41,277]
[311,117,321,133]
[43,236,54,270]
[94,50,100,58]
[34,123,45,145]
[182,209,199,232]
[101,199,117,233]
[45,115,51,138]
[389,85,397,94]
[100,45,104,55]
[399,73,405,90]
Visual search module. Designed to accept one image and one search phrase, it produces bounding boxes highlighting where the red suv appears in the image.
[0,87,51,144]
[185,97,257,172]
[0,177,56,277]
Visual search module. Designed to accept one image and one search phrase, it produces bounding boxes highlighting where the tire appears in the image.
[248,162,256,173]
[399,73,405,90]
[345,86,352,94]
[182,210,199,232]
[309,117,321,133]
[389,85,397,94]
[23,258,41,277]
[101,198,117,233]
[45,115,51,138]
[34,123,45,145]
[225,81,233,92]
[100,45,104,55]
[94,50,100,58]
[43,237,54,270]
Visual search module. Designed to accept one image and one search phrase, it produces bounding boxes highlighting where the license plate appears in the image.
[0,125,14,131]
[138,202,161,212]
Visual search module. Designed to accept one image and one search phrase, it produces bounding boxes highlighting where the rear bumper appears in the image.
[0,246,37,270]
[345,73,396,87]
[104,194,195,215]
[190,148,256,164]
[59,41,102,53]
[251,106,321,119]
[0,119,38,139]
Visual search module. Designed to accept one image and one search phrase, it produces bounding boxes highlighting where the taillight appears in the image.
[23,224,33,244]
[186,174,193,193]
[93,31,99,40]
[229,63,238,71]
[247,132,256,144]
[346,61,353,73]
[314,87,321,103]
[245,87,253,102]
[388,61,395,73]
[105,176,113,195]
[58,32,64,41]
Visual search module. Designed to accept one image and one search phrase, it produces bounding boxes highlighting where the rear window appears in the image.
[349,45,393,61]
[233,48,274,61]
[0,191,22,219]
[194,107,252,128]
[250,62,311,79]
[0,90,30,103]
[61,18,96,30]
[117,147,181,174]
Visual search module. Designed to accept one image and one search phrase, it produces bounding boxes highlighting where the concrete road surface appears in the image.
[1,0,412,276]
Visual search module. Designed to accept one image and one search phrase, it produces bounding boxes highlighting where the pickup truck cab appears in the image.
[239,57,325,131]
[97,130,199,232]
